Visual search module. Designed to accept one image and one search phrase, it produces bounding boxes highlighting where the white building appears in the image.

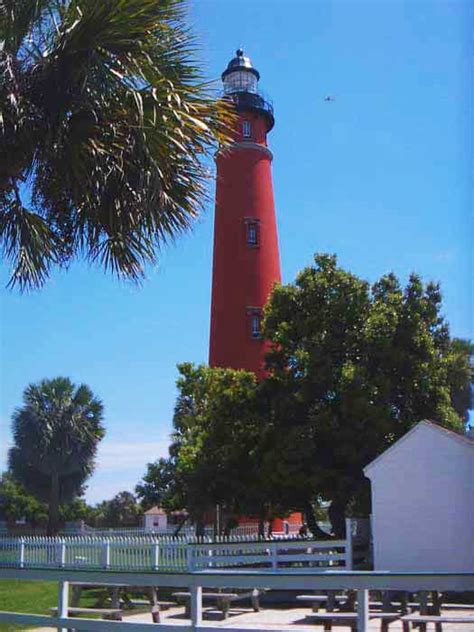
[364,420,474,572]
[143,506,168,531]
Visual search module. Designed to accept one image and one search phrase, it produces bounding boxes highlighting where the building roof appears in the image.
[364,420,474,475]
[144,506,166,516]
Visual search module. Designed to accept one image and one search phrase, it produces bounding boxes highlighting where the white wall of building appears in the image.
[144,513,167,531]
[365,422,474,572]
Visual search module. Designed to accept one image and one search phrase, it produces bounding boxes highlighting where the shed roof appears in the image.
[144,506,166,516]
[363,420,474,476]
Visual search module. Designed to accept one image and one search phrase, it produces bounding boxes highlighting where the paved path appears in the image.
[30,604,474,630]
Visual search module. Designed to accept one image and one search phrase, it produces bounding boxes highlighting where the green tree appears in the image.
[0,0,231,290]
[8,377,105,535]
[136,457,181,512]
[59,497,93,524]
[263,254,471,537]
[0,471,48,526]
[100,491,143,528]
[162,363,265,534]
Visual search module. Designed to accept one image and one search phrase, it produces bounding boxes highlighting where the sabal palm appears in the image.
[9,377,105,535]
[0,0,231,289]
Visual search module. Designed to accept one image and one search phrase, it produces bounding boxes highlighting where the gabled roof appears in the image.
[364,420,474,475]
[144,505,166,516]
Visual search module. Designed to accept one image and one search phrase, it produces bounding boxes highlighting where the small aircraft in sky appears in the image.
[324,95,336,102]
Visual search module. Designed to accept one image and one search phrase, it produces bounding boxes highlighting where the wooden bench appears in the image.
[122,599,176,623]
[172,589,261,620]
[401,614,474,631]
[71,582,170,621]
[308,611,401,631]
[49,606,122,620]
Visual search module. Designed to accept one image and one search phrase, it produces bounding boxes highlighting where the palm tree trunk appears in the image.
[47,473,60,536]
[195,514,205,537]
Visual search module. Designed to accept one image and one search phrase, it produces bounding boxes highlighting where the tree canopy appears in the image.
[0,0,231,290]
[90,491,142,528]
[8,376,105,534]
[263,253,472,535]
[137,363,270,534]
[0,471,47,526]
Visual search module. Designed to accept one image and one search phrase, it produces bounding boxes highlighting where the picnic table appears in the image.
[70,582,174,623]
[172,588,262,620]
[295,590,474,632]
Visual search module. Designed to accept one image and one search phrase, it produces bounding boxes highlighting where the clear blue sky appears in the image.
[0,0,472,504]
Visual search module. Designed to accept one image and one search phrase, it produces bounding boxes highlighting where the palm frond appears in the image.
[0,0,234,289]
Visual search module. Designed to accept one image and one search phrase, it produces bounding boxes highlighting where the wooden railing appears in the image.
[0,565,472,632]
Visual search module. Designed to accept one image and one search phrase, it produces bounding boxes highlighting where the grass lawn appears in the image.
[0,580,99,631]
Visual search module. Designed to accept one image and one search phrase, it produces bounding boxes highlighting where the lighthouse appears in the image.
[209,49,280,378]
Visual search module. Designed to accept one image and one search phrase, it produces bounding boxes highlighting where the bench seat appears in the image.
[296,595,347,602]
[308,611,401,631]
[173,591,239,600]
[124,599,175,608]
[172,589,262,620]
[401,614,474,624]
[49,607,122,620]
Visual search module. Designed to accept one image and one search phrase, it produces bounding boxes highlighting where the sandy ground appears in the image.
[29,603,474,630]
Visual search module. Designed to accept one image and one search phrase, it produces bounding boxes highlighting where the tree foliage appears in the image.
[137,363,268,533]
[0,471,47,525]
[263,254,472,536]
[90,491,142,528]
[0,0,232,289]
[171,363,264,530]
[135,456,180,512]
[8,377,105,534]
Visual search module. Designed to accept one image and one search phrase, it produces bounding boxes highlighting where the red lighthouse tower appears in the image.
[209,50,280,378]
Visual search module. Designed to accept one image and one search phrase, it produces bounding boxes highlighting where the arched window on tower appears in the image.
[245,218,260,247]
[242,120,252,139]
[247,308,262,339]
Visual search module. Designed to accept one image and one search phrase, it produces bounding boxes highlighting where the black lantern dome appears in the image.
[221,49,274,132]
[222,49,260,82]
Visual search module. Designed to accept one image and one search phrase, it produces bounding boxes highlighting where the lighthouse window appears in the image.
[246,220,259,246]
[250,313,262,339]
[242,120,252,139]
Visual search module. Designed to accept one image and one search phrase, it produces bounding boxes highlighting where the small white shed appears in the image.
[364,420,474,572]
[143,506,168,531]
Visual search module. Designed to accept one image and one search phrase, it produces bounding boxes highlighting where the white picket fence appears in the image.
[0,520,368,572]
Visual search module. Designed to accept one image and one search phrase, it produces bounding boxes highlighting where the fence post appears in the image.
[101,540,110,569]
[152,543,160,570]
[271,542,278,570]
[356,588,369,632]
[186,544,194,571]
[56,539,66,568]
[190,584,202,625]
[57,580,69,632]
[208,547,213,568]
[18,538,25,569]
[345,518,353,570]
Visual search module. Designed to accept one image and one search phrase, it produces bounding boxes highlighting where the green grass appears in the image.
[0,580,100,631]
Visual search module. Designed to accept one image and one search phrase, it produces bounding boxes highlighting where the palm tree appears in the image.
[0,0,231,290]
[9,377,105,535]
